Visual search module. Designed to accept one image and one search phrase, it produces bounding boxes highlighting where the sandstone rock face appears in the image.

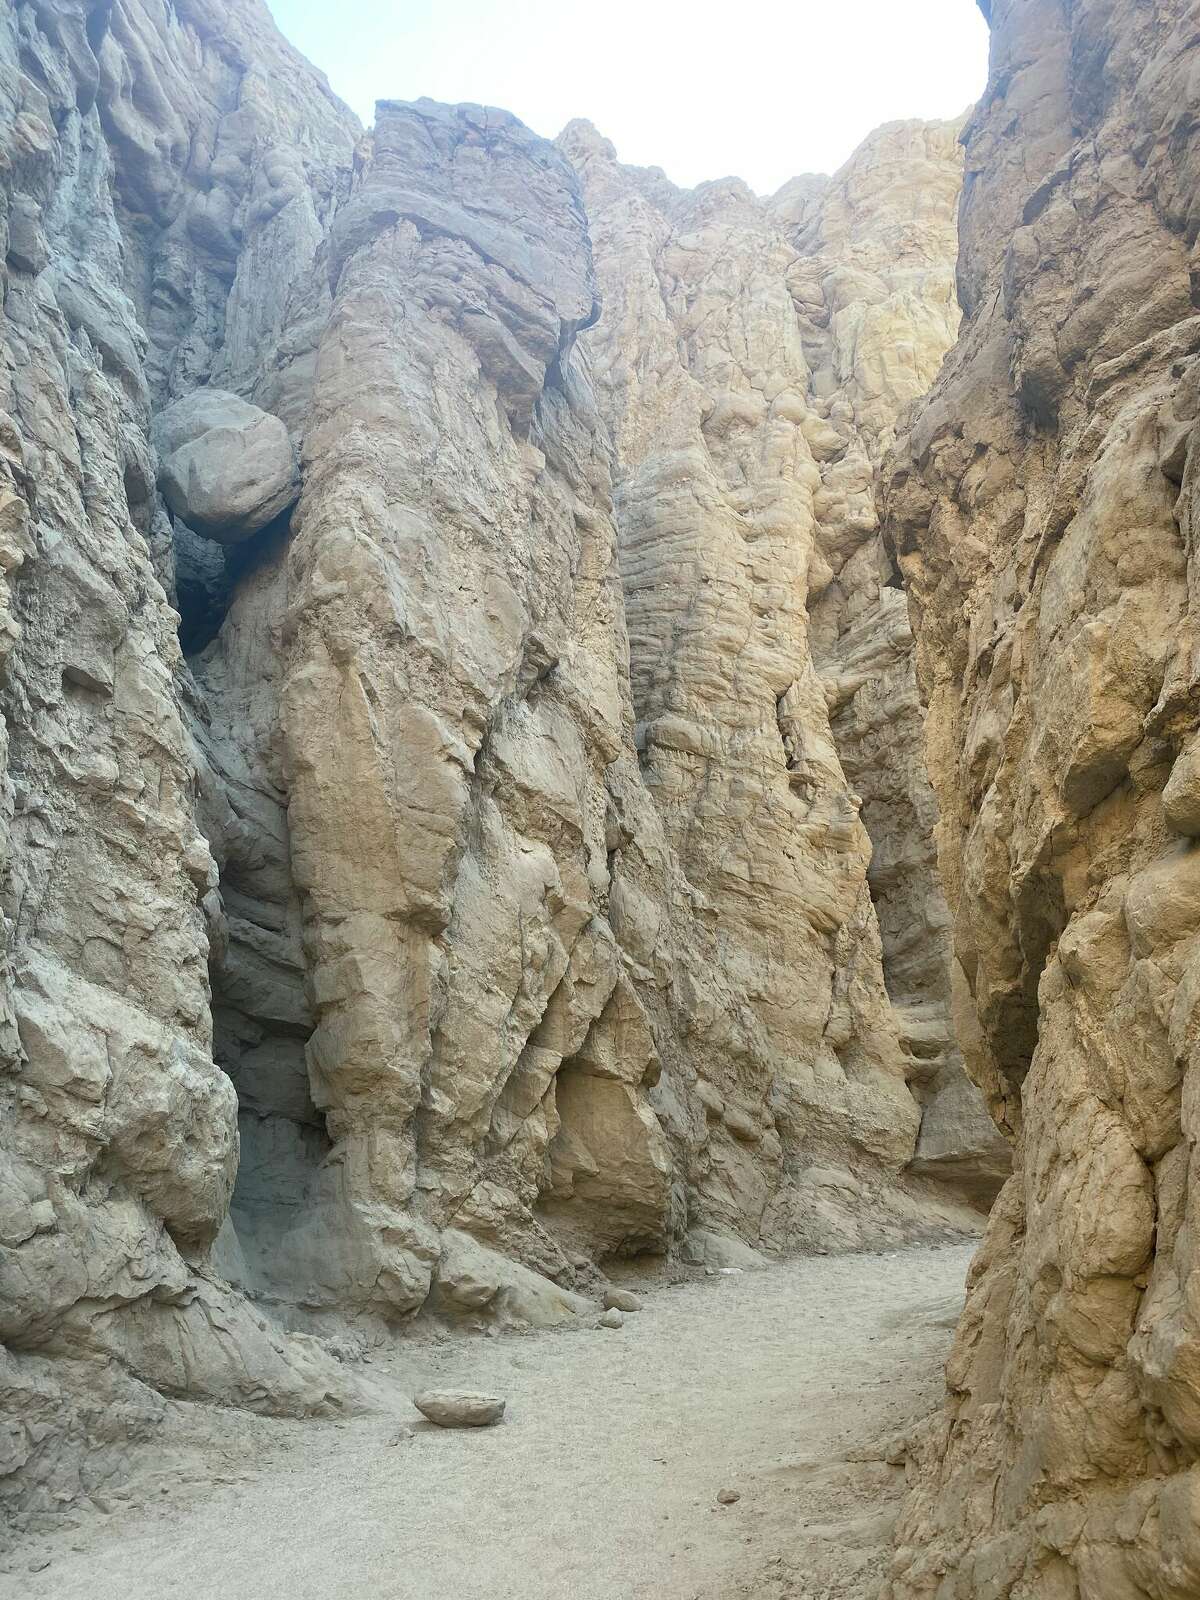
[882,0,1200,1592]
[1,0,997,1523]
[562,116,1004,1227]
[0,0,361,1516]
[195,85,993,1365]
[796,120,1010,1204]
[251,95,676,1322]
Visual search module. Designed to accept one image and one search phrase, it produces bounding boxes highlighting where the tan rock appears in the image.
[413,1390,506,1429]
[271,98,672,1318]
[0,0,995,1520]
[560,114,1002,1235]
[1163,732,1200,835]
[603,1288,643,1313]
[879,0,1200,1591]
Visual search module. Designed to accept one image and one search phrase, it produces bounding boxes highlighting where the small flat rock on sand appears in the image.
[413,1390,506,1428]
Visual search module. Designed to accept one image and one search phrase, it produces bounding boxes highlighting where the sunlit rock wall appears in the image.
[563,114,1003,1233]
[2,0,992,1523]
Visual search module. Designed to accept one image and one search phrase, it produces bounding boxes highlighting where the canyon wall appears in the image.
[0,0,367,1513]
[883,0,1200,1593]
[563,115,1005,1225]
[2,0,992,1519]
[794,123,1007,1202]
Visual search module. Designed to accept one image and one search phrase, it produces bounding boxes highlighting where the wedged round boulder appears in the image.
[412,1389,506,1428]
[154,388,299,543]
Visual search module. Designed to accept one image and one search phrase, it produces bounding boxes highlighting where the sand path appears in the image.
[14,1241,973,1600]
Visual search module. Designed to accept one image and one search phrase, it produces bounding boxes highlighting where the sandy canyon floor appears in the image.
[9,1242,974,1600]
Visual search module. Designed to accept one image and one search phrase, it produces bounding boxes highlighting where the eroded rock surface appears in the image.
[255,96,677,1321]
[796,119,1010,1203]
[562,115,1003,1229]
[0,0,362,1517]
[882,0,1200,1592]
[2,0,996,1526]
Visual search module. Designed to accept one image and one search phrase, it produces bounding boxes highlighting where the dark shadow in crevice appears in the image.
[175,507,328,1312]
[173,508,293,656]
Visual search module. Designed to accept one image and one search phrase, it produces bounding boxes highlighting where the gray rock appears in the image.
[603,1288,643,1313]
[412,1390,506,1428]
[6,196,49,276]
[154,390,298,543]
[598,1308,625,1329]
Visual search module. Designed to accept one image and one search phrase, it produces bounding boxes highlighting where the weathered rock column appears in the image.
[277,100,672,1318]
[562,116,999,1247]
[883,0,1200,1591]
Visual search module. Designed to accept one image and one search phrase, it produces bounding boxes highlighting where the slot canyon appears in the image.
[2,2,1199,1596]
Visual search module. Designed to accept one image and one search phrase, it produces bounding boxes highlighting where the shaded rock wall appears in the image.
[0,0,362,1515]
[883,0,1200,1592]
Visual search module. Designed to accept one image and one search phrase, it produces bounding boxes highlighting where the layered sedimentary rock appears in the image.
[218,95,986,1326]
[883,0,1200,1592]
[562,116,1004,1224]
[2,0,995,1522]
[795,119,1010,1200]
[235,94,677,1321]
[0,0,362,1513]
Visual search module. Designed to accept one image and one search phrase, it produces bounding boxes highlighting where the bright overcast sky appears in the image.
[265,1,990,195]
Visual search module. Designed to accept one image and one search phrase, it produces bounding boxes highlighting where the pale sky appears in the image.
[265,0,991,195]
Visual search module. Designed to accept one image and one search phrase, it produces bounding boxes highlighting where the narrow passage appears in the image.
[19,1243,974,1600]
